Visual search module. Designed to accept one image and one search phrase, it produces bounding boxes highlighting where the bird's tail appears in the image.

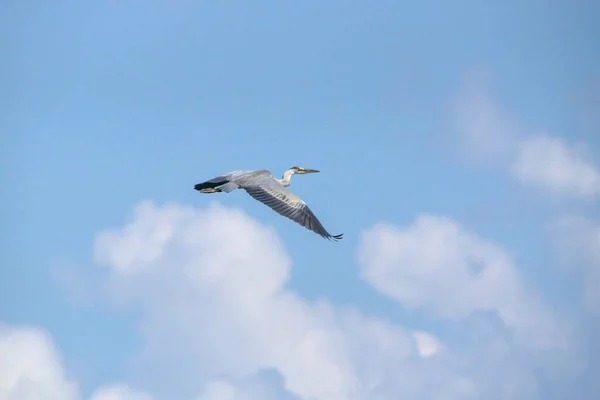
[194,178,238,193]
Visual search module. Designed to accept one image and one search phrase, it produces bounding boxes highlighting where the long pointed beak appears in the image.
[305,169,320,173]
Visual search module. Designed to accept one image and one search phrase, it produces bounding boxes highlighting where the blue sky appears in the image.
[1,1,599,400]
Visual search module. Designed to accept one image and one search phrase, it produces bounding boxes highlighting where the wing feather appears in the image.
[243,178,343,241]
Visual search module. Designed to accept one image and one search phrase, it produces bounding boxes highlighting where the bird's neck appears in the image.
[279,169,295,186]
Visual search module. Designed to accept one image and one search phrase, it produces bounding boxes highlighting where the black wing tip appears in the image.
[194,180,228,193]
[326,233,344,241]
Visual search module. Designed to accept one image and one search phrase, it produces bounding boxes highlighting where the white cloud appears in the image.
[512,136,600,198]
[94,201,451,400]
[195,370,301,400]
[413,332,441,358]
[357,214,570,351]
[0,324,155,400]
[5,201,587,400]
[198,381,238,400]
[452,74,600,199]
[197,381,238,400]
[88,384,153,400]
[0,324,79,400]
[85,200,587,400]
[413,332,442,357]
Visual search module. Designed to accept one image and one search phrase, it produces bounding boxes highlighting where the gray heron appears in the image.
[194,166,343,241]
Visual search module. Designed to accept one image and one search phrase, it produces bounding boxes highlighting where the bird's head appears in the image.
[290,166,320,175]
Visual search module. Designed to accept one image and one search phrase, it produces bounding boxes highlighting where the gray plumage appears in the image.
[194,166,343,241]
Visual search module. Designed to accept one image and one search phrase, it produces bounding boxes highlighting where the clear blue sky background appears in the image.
[1,0,599,399]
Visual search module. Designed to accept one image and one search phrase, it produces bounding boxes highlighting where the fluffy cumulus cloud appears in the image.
[357,214,570,351]
[0,320,290,400]
[452,74,600,199]
[2,201,593,400]
[0,324,79,400]
[87,201,588,399]
[91,201,461,400]
[512,136,600,198]
[0,324,152,400]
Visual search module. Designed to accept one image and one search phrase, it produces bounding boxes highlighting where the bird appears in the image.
[194,166,343,241]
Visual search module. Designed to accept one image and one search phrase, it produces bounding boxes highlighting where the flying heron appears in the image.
[194,166,343,241]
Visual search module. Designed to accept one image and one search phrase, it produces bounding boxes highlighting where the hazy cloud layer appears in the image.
[549,216,600,314]
[2,200,595,400]
[453,75,600,199]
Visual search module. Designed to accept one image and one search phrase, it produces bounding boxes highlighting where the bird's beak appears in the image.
[304,168,320,173]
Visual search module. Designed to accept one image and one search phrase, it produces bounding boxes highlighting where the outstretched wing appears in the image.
[243,177,343,241]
